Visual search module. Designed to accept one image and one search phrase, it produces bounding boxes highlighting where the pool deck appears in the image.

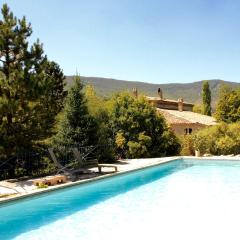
[1,155,240,204]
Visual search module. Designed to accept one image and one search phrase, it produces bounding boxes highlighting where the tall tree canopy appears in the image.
[110,93,180,158]
[202,81,211,116]
[53,76,98,147]
[0,4,65,158]
[84,85,115,162]
[215,85,240,123]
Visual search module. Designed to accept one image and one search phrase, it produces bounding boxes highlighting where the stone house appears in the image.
[133,88,217,135]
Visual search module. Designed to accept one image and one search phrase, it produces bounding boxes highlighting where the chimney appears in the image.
[158,88,163,99]
[178,98,184,111]
[132,87,138,98]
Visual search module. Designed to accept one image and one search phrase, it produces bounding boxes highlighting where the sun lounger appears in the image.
[48,148,91,180]
[72,147,118,173]
[49,147,118,181]
[97,164,118,173]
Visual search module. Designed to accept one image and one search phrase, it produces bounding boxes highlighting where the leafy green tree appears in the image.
[53,76,98,146]
[84,85,115,162]
[202,81,211,116]
[85,84,106,116]
[0,4,65,159]
[215,85,240,123]
[110,92,180,158]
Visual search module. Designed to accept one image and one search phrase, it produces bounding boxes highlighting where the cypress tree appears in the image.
[54,76,98,147]
[202,81,211,116]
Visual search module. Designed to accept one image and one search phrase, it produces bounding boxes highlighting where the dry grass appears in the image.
[0,193,17,198]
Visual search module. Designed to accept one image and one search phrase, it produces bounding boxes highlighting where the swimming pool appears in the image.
[1,159,240,240]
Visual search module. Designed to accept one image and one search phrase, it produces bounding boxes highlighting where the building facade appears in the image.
[134,88,217,135]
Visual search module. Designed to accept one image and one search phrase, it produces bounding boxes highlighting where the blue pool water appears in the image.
[1,159,240,240]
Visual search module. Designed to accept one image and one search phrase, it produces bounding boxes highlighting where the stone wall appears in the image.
[149,100,193,112]
[170,123,206,135]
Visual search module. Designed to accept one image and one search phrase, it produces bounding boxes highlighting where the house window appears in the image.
[184,128,193,135]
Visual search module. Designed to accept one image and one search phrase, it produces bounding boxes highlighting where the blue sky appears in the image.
[3,0,240,83]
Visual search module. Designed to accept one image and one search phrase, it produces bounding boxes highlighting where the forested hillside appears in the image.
[66,76,240,104]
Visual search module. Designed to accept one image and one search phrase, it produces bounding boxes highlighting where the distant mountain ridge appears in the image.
[65,76,240,104]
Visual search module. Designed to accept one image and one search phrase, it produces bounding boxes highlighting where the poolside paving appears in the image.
[0,157,177,200]
[1,155,240,202]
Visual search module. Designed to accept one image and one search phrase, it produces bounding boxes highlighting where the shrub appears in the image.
[180,135,195,156]
[192,123,240,155]
[37,183,49,189]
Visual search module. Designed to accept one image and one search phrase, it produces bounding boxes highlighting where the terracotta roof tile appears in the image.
[157,109,217,126]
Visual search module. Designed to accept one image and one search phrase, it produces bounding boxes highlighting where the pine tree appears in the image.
[54,76,98,147]
[0,4,65,158]
[202,81,211,116]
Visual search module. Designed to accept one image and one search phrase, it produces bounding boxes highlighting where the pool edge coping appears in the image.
[0,156,182,205]
[1,155,240,205]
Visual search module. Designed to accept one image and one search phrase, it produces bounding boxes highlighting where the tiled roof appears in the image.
[146,97,193,106]
[157,108,217,126]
